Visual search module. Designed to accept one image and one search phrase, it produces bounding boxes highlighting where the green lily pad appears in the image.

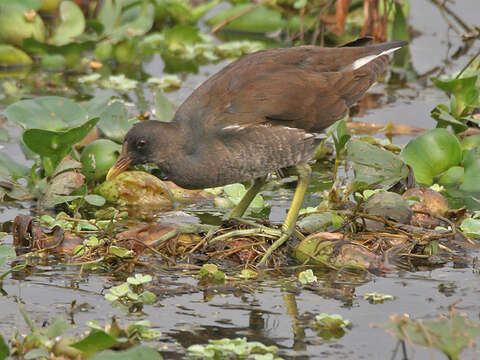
[346,140,409,190]
[401,128,462,185]
[50,1,85,46]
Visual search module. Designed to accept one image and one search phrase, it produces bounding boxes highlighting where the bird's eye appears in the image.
[137,139,146,149]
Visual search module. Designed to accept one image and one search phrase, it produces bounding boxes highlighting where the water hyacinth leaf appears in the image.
[0,245,16,268]
[438,166,464,186]
[81,139,122,181]
[401,128,462,185]
[111,2,155,42]
[376,312,480,360]
[332,119,350,154]
[97,0,121,35]
[70,330,118,358]
[89,345,162,360]
[0,44,33,66]
[50,1,86,46]
[0,334,8,360]
[5,96,88,131]
[85,194,106,207]
[22,117,99,157]
[44,316,70,338]
[0,129,7,142]
[41,53,67,70]
[460,217,480,237]
[0,2,46,47]
[84,95,112,118]
[346,140,409,190]
[164,24,202,50]
[206,5,285,33]
[0,152,30,181]
[459,147,480,210]
[430,104,468,132]
[24,349,50,359]
[97,102,132,142]
[154,89,175,122]
[431,76,479,113]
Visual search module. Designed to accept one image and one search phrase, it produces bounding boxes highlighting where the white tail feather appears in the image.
[351,47,401,70]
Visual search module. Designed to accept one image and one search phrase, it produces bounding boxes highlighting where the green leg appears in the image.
[258,163,312,266]
[227,176,267,219]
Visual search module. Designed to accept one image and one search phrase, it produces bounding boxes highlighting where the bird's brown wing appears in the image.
[174,42,405,136]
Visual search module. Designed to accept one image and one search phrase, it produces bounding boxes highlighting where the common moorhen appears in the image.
[107,37,408,264]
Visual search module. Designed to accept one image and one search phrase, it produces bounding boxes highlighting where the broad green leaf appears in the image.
[97,0,121,35]
[375,313,480,360]
[70,330,118,358]
[109,246,134,258]
[127,274,152,285]
[111,2,155,42]
[50,1,85,46]
[0,44,32,66]
[0,2,46,47]
[0,152,30,180]
[22,117,99,157]
[346,140,409,189]
[0,334,8,360]
[430,104,468,133]
[164,25,202,50]
[90,345,162,360]
[44,317,70,338]
[0,245,16,269]
[5,96,88,131]
[431,75,479,115]
[459,147,480,210]
[41,53,66,69]
[24,349,50,359]
[97,102,132,142]
[401,128,462,185]
[206,5,285,33]
[85,194,106,207]
[84,95,113,118]
[460,217,480,237]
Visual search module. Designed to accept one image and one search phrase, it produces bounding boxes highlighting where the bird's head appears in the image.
[106,121,171,181]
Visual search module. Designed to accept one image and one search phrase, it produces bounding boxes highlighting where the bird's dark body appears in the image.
[120,39,407,189]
